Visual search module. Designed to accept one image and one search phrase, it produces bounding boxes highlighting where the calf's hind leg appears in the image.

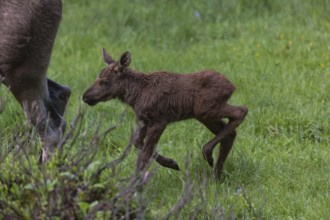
[199,104,247,177]
[200,120,237,177]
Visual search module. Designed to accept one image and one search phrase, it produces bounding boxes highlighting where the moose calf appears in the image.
[83,49,247,178]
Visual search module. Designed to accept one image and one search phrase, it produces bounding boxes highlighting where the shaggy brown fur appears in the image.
[83,49,247,178]
[0,0,71,162]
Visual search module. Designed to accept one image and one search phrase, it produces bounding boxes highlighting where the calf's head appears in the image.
[83,49,131,106]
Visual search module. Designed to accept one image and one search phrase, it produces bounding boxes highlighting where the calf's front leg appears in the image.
[137,122,167,171]
[135,122,180,170]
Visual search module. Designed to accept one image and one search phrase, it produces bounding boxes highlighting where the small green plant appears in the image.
[0,111,148,219]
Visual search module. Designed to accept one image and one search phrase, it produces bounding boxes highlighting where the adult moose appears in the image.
[83,49,247,178]
[0,0,71,162]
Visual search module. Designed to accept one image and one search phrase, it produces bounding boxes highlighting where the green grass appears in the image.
[1,0,330,219]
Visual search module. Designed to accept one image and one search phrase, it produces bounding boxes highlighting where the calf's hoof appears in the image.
[214,169,225,181]
[156,156,180,171]
[167,159,180,171]
[202,148,214,167]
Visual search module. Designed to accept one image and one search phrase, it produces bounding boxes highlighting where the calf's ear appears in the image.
[119,51,131,69]
[102,48,114,65]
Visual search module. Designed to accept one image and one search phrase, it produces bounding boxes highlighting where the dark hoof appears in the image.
[163,158,180,171]
[169,159,180,171]
[202,149,214,167]
[156,156,180,171]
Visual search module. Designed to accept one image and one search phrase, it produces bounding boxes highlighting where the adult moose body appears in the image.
[0,0,70,161]
[83,49,248,178]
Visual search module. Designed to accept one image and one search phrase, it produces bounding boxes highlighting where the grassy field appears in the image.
[1,0,329,219]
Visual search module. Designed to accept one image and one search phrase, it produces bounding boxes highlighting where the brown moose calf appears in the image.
[83,49,248,178]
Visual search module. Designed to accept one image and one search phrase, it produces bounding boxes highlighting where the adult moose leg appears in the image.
[135,122,180,170]
[0,0,70,162]
[198,104,247,178]
[6,64,66,162]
